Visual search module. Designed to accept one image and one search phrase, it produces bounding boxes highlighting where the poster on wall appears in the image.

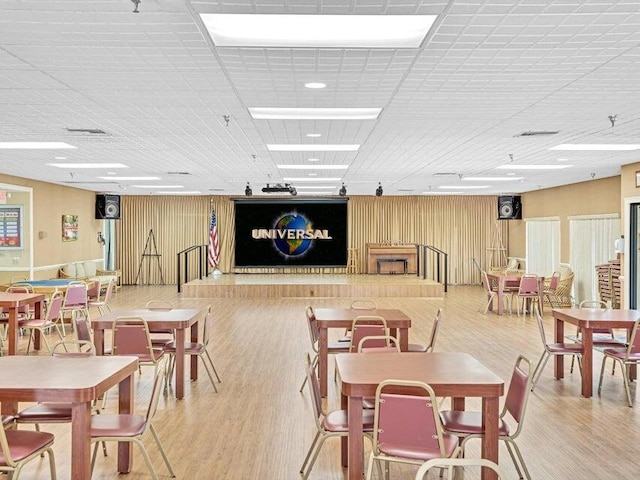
[62,214,78,242]
[0,205,23,249]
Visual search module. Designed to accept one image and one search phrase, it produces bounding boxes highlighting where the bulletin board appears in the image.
[0,205,23,249]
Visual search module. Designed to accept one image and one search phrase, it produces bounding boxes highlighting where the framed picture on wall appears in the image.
[62,214,78,242]
[0,205,24,249]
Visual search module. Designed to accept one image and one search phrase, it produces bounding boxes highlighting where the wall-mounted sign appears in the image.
[0,205,23,249]
[62,214,78,242]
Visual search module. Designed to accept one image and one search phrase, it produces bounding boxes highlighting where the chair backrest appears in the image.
[112,316,156,360]
[305,305,319,346]
[63,282,88,308]
[350,300,376,310]
[9,276,27,285]
[548,271,560,291]
[102,279,115,304]
[349,315,388,352]
[518,274,539,295]
[51,340,95,356]
[535,313,549,350]
[0,419,19,467]
[86,278,101,301]
[303,352,325,430]
[372,379,451,458]
[425,309,442,352]
[74,310,93,343]
[202,305,212,348]
[502,355,533,438]
[145,356,168,425]
[146,300,174,310]
[5,285,34,314]
[481,271,493,294]
[579,300,607,309]
[623,318,640,358]
[415,458,506,480]
[45,291,64,323]
[357,335,400,353]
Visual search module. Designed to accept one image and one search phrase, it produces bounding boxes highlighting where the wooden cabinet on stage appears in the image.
[365,243,418,275]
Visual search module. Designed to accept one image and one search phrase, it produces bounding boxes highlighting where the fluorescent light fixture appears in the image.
[294,191,331,194]
[307,158,320,162]
[49,163,128,169]
[132,185,183,189]
[200,14,437,48]
[305,82,326,89]
[155,191,201,195]
[424,191,463,195]
[306,133,321,138]
[276,164,349,170]
[250,107,380,120]
[550,144,640,151]
[54,156,67,160]
[268,144,360,152]
[463,176,524,181]
[557,158,569,162]
[283,177,342,182]
[438,185,489,189]
[495,165,573,170]
[0,142,76,149]
[98,176,160,181]
[295,185,336,189]
[308,173,318,176]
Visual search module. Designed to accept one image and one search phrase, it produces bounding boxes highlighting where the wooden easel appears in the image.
[135,229,165,285]
[486,223,508,270]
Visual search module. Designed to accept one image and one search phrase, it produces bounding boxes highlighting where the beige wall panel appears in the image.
[508,176,621,263]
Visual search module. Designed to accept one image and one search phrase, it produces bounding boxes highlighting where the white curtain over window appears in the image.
[526,218,560,277]
[569,215,619,304]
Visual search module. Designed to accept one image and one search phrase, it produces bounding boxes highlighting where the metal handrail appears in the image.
[176,244,209,293]
[420,245,448,292]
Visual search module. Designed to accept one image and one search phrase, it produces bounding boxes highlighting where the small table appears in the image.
[313,308,412,397]
[552,308,639,397]
[92,308,202,399]
[336,352,504,480]
[485,273,544,316]
[376,257,408,274]
[0,292,45,355]
[0,279,96,296]
[0,355,138,480]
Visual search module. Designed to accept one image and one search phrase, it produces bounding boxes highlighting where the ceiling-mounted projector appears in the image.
[262,183,296,195]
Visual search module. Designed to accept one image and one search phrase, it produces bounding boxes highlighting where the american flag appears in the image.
[208,208,220,268]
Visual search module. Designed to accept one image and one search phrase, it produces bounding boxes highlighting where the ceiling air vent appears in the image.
[63,181,119,184]
[168,171,191,175]
[65,128,107,135]
[514,131,559,137]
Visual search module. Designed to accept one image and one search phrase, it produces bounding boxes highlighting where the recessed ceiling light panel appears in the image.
[304,82,326,89]
[98,176,160,180]
[50,163,129,169]
[463,177,524,181]
[438,185,489,189]
[282,177,342,182]
[200,14,437,48]
[0,142,76,149]
[495,165,573,170]
[268,144,360,152]
[549,144,640,151]
[276,164,349,170]
[250,107,381,120]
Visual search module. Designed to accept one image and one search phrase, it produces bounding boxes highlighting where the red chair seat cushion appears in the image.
[547,343,583,354]
[91,414,146,438]
[163,341,206,355]
[440,410,510,436]
[378,432,460,460]
[603,348,640,361]
[0,430,54,464]
[16,403,72,423]
[322,409,375,433]
[327,342,350,353]
[1,415,14,426]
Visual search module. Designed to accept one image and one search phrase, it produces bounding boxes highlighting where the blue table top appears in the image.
[15,279,76,287]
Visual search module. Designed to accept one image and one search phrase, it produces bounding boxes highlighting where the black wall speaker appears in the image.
[498,195,522,220]
[95,194,121,220]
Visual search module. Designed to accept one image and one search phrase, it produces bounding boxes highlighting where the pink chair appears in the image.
[145,301,175,348]
[440,355,534,480]
[111,316,164,369]
[90,356,175,478]
[542,271,561,307]
[531,313,583,390]
[357,335,400,353]
[598,317,640,407]
[0,423,57,479]
[88,279,115,317]
[300,353,374,480]
[515,274,540,316]
[348,315,388,352]
[21,291,65,354]
[408,308,442,352]
[365,379,460,480]
[480,271,510,314]
[59,281,89,336]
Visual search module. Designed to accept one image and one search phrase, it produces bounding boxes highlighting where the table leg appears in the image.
[581,330,593,397]
[117,372,134,473]
[93,329,105,355]
[7,307,17,355]
[341,389,348,467]
[497,278,505,316]
[319,327,328,397]
[347,395,364,480]
[399,327,409,351]
[70,402,92,480]
[175,328,186,399]
[481,396,500,480]
[190,323,198,381]
[33,299,43,350]
[554,317,564,379]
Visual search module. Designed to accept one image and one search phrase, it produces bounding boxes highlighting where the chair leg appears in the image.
[46,447,58,480]
[199,355,219,393]
[365,451,375,480]
[302,434,330,480]
[598,356,608,394]
[90,441,100,476]
[149,423,176,477]
[204,350,221,383]
[505,438,532,480]
[300,431,321,476]
[621,362,634,407]
[300,354,318,393]
[132,438,160,480]
[530,351,550,391]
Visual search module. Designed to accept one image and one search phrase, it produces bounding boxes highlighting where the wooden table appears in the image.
[552,308,639,397]
[313,308,412,397]
[92,308,202,399]
[0,292,45,355]
[486,273,544,316]
[336,352,504,480]
[0,355,138,480]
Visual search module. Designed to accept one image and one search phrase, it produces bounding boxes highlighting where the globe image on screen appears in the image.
[273,214,312,256]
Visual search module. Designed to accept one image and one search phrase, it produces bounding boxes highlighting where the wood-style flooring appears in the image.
[4,284,640,479]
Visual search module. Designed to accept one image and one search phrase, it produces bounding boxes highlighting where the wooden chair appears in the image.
[408,308,442,352]
[348,315,388,352]
[21,291,65,354]
[515,274,540,316]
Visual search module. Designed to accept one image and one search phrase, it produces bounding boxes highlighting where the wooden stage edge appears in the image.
[181,274,444,299]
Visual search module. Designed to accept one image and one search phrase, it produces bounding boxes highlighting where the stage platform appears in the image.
[181,274,444,299]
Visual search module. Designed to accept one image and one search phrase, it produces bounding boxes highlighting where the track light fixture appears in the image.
[339,183,347,196]
[131,0,141,13]
[289,185,297,196]
[375,182,383,197]
[244,182,252,196]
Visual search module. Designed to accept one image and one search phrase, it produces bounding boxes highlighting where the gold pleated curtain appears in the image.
[116,195,506,285]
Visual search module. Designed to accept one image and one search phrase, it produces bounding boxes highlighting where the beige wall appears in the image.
[0,173,104,283]
[508,176,621,263]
